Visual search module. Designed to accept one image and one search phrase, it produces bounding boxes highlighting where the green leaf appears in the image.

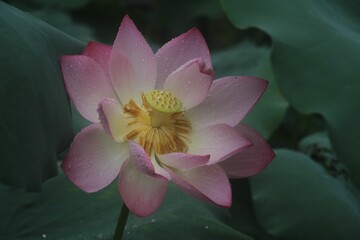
[222,0,360,187]
[0,169,252,240]
[212,42,288,138]
[31,9,95,42]
[250,149,360,239]
[0,2,84,191]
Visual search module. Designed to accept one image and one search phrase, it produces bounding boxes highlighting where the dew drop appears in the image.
[205,226,209,229]
[42,234,47,238]
[151,218,156,223]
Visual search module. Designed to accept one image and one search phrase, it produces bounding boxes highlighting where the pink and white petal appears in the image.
[98,98,127,142]
[109,53,139,104]
[128,142,172,179]
[188,76,268,130]
[62,124,127,193]
[152,157,171,180]
[155,28,213,89]
[83,41,112,77]
[60,55,118,122]
[163,58,213,110]
[188,124,251,164]
[128,141,155,175]
[168,164,231,207]
[110,15,156,104]
[158,152,210,169]
[119,160,168,217]
[219,124,275,178]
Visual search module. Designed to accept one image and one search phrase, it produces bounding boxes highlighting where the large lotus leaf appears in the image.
[250,149,360,240]
[0,169,252,240]
[0,2,84,191]
[222,0,360,187]
[226,179,274,240]
[212,42,288,138]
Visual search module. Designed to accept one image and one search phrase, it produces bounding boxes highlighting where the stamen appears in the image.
[122,91,191,156]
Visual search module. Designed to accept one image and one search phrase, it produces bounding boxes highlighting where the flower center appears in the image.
[123,90,191,156]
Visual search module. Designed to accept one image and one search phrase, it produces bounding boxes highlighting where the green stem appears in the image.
[113,203,130,240]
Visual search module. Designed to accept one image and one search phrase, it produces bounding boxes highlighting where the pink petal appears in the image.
[188,76,268,130]
[61,124,128,193]
[118,160,168,217]
[83,41,112,77]
[219,124,275,178]
[158,152,210,169]
[155,28,213,89]
[98,98,127,142]
[128,141,171,179]
[163,58,213,110]
[188,124,251,164]
[168,164,231,207]
[110,15,156,104]
[60,55,118,122]
[128,141,155,175]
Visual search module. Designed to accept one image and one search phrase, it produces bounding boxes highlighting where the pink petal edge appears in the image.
[62,124,127,193]
[110,15,156,104]
[188,124,252,164]
[158,152,210,169]
[97,98,127,142]
[188,76,268,130]
[60,55,118,122]
[118,160,168,217]
[155,27,212,89]
[83,41,112,77]
[163,58,213,110]
[219,124,275,178]
[168,164,232,207]
[128,141,155,175]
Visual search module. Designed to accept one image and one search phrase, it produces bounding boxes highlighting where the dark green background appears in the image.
[1,0,359,239]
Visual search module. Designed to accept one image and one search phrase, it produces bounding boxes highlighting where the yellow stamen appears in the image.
[123,90,191,156]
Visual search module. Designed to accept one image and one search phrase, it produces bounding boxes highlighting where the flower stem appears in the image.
[113,203,130,240]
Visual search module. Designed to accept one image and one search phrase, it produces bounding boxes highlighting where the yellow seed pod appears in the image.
[145,90,182,113]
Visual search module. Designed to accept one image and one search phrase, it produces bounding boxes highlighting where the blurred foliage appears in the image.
[0,1,83,191]
[0,168,252,240]
[1,0,360,239]
[251,149,360,240]
[223,0,360,188]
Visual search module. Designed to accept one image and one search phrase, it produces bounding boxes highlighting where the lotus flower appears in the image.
[60,15,274,217]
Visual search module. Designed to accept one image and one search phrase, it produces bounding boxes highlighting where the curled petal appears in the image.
[62,124,127,193]
[158,153,209,169]
[188,76,268,130]
[98,98,127,142]
[83,41,112,77]
[118,160,168,217]
[219,124,275,178]
[155,28,212,88]
[188,124,251,164]
[168,164,231,207]
[128,141,155,175]
[60,55,118,122]
[110,15,156,104]
[163,58,213,110]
